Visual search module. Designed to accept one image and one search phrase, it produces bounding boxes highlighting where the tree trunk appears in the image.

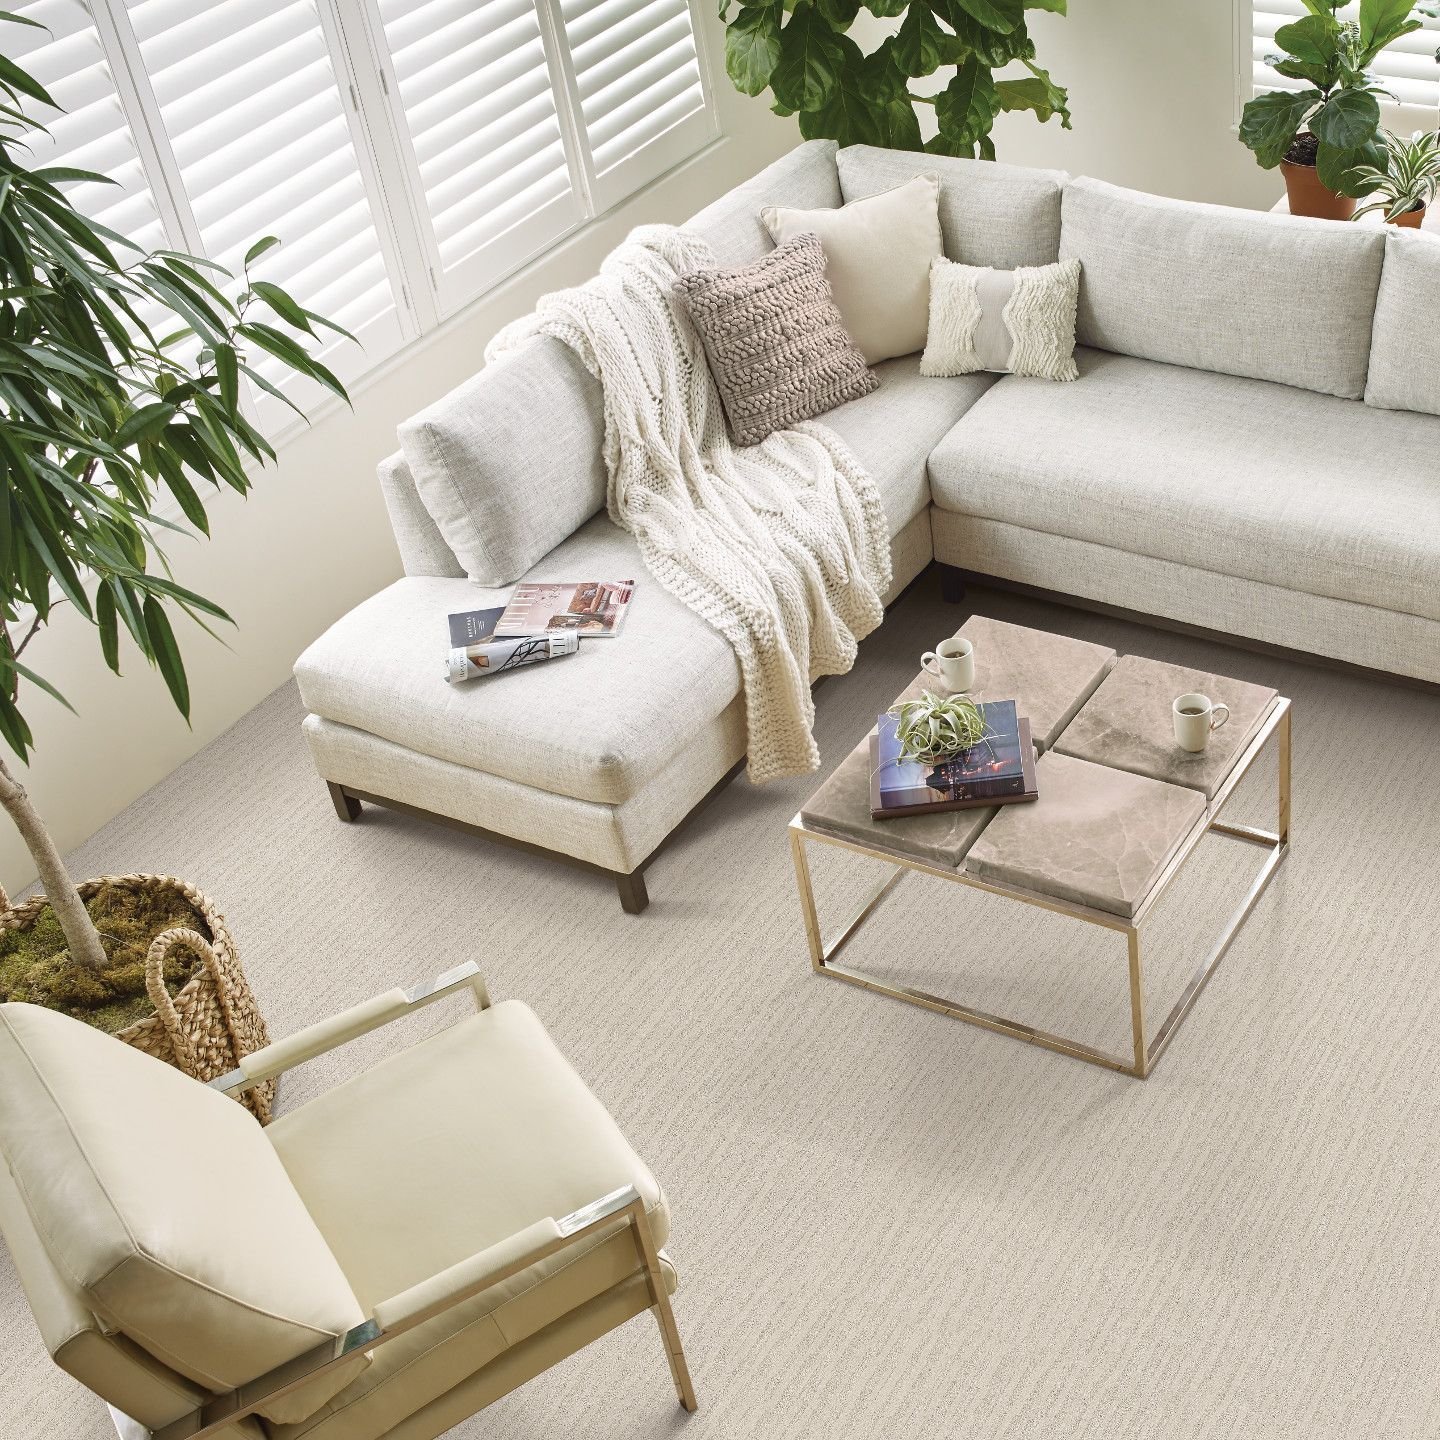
[0,752,107,971]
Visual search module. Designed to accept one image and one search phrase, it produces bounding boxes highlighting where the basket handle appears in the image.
[146,927,224,1074]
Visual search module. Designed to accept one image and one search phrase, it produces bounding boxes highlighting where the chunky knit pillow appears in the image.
[921,256,1081,383]
[673,232,877,446]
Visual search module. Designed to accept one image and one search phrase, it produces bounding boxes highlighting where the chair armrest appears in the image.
[142,1186,647,1440]
[210,961,490,1095]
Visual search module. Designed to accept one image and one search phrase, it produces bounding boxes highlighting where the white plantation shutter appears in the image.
[5,1,164,253]
[1252,2,1440,116]
[561,0,714,211]
[371,0,583,316]
[120,0,406,408]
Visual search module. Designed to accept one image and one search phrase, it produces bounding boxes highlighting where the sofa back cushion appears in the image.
[684,139,841,265]
[836,145,1065,269]
[1365,228,1440,417]
[398,337,607,587]
[377,451,465,579]
[1060,177,1385,399]
[0,1004,368,1426]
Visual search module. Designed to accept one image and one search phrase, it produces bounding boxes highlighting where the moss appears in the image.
[0,881,207,1034]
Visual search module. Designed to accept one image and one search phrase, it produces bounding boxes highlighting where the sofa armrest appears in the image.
[210,962,490,1096]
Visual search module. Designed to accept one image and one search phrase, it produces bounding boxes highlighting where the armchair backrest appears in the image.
[0,1003,368,1427]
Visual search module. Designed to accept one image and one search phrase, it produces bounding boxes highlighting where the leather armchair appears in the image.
[0,963,695,1439]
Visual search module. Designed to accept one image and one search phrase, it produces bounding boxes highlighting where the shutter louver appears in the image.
[4,1,164,252]
[376,0,583,316]
[1252,2,1440,114]
[561,0,713,211]
[123,0,405,403]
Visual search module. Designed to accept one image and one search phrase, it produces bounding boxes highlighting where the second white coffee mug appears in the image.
[921,636,974,693]
[1173,692,1230,753]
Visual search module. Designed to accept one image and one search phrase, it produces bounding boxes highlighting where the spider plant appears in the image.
[887,691,993,766]
[1349,128,1440,220]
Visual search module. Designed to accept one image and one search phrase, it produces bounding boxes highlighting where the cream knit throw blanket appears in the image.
[485,225,891,784]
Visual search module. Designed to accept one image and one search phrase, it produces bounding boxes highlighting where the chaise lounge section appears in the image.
[295,140,1440,912]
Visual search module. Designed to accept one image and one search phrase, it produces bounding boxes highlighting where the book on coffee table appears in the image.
[869,700,1038,819]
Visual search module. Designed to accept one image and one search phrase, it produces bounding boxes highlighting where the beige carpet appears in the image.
[3,576,1438,1440]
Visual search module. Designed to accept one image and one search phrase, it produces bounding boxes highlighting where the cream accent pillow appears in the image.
[760,174,941,364]
[921,256,1081,382]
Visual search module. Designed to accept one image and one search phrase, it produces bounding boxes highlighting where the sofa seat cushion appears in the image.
[928,349,1440,623]
[815,353,997,533]
[266,1001,669,1440]
[295,515,742,807]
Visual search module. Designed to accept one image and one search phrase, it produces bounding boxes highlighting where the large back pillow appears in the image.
[836,144,1064,269]
[1060,177,1385,399]
[1364,228,1440,417]
[399,337,607,588]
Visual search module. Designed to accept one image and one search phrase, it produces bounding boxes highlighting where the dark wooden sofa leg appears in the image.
[328,782,362,822]
[938,564,968,605]
[616,870,649,915]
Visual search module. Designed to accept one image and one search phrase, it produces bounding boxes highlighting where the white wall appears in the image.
[3,16,797,893]
[7,2,1284,892]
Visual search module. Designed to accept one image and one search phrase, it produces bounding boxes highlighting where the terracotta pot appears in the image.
[1280,159,1356,220]
[1389,204,1426,229]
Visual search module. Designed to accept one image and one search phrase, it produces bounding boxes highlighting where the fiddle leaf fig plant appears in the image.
[720,0,1070,160]
[1239,0,1432,196]
[0,12,351,975]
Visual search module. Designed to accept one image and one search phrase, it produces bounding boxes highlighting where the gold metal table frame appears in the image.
[788,700,1291,1079]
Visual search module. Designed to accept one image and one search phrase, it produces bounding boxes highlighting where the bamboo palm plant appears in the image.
[0,12,350,978]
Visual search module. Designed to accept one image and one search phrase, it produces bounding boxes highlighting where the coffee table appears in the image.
[789,619,1291,1078]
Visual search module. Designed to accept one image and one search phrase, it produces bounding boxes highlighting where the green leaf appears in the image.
[13,661,75,715]
[114,402,177,448]
[1270,55,1335,87]
[0,684,34,762]
[951,0,1024,34]
[798,61,887,147]
[861,0,907,14]
[935,56,1001,149]
[1359,0,1420,49]
[933,1,1035,64]
[771,6,849,112]
[1025,0,1065,10]
[1317,135,1385,195]
[96,582,121,673]
[1273,13,1341,68]
[892,5,946,77]
[142,595,189,720]
[725,4,783,96]
[997,69,1070,128]
[250,279,315,334]
[243,235,282,266]
[816,0,860,21]
[1239,88,1322,168]
[213,342,239,412]
[1309,87,1380,150]
[0,52,57,110]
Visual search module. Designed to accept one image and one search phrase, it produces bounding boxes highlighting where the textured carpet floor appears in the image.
[2,576,1437,1440]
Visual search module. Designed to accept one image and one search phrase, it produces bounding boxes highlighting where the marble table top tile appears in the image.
[897,615,1116,751]
[800,730,995,869]
[1054,655,1278,800]
[964,752,1206,918]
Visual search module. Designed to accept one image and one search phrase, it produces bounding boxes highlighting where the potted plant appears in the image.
[721,0,1071,158]
[0,16,351,1119]
[1238,0,1430,219]
[1348,127,1440,224]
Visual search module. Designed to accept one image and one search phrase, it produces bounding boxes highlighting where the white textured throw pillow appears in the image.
[921,256,1081,382]
[760,174,941,364]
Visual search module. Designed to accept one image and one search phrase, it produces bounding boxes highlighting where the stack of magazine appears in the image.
[870,699,1038,820]
[445,580,634,684]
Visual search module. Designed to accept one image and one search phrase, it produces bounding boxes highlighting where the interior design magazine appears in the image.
[494,580,635,638]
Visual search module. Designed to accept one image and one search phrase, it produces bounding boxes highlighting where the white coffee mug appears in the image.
[1173,692,1230,753]
[921,636,975,694]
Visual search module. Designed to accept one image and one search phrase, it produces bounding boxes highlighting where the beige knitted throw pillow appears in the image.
[673,232,877,446]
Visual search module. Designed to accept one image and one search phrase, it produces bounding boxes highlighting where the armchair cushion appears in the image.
[264,1000,670,1440]
[0,1004,368,1427]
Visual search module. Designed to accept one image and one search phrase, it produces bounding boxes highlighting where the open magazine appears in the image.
[444,582,634,684]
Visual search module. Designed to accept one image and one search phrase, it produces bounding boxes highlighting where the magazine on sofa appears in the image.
[445,605,581,684]
[494,581,635,639]
[870,701,1037,818]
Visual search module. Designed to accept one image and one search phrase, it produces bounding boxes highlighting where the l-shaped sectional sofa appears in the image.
[295,141,1440,912]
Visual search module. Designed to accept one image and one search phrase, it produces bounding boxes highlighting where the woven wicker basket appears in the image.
[0,873,276,1123]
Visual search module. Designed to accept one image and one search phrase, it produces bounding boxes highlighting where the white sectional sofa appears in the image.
[295,141,1440,912]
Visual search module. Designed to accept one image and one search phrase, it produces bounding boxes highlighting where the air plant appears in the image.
[887,690,993,766]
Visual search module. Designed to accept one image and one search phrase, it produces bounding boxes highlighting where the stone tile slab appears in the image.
[963,752,1206,917]
[1054,655,1278,800]
[800,730,995,869]
[897,615,1116,751]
